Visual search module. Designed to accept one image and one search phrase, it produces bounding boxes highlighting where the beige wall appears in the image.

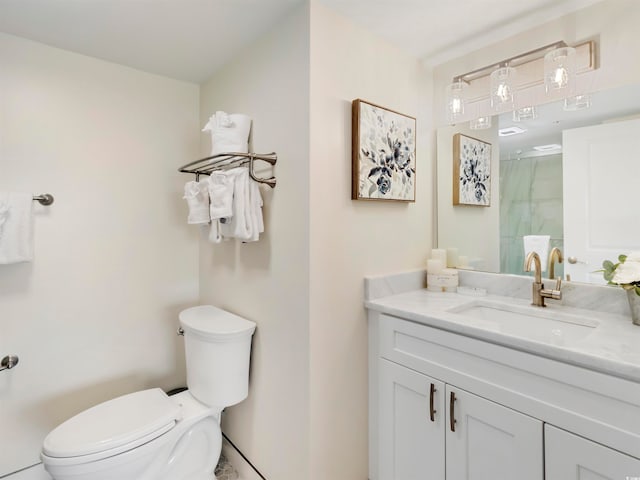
[0,33,200,476]
[433,0,640,126]
[309,3,433,478]
[199,3,434,479]
[198,5,311,480]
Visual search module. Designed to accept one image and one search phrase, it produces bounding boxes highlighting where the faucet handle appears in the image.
[546,277,563,301]
[554,277,562,291]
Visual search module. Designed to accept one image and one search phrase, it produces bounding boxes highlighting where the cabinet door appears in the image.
[545,424,640,479]
[379,359,445,480]
[445,386,543,480]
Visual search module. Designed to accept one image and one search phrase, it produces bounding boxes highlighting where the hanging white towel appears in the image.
[202,111,252,156]
[207,169,238,244]
[0,193,34,264]
[215,167,261,242]
[523,235,551,272]
[208,171,234,220]
[183,180,210,225]
[220,167,252,241]
[248,179,264,242]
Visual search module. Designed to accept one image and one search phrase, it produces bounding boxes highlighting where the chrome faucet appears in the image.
[524,251,562,307]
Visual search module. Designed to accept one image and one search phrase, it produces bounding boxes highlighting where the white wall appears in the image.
[309,3,433,478]
[0,33,200,476]
[198,5,311,480]
[433,0,640,126]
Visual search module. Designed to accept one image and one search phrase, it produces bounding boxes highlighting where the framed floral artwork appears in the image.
[352,99,416,201]
[453,133,491,206]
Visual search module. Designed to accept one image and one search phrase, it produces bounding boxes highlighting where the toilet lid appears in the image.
[179,305,256,341]
[43,388,180,458]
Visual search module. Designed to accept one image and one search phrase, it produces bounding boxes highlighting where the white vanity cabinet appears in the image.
[445,386,542,480]
[379,359,445,479]
[368,311,640,480]
[378,358,542,480]
[545,425,640,480]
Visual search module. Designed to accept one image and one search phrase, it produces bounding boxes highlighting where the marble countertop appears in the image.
[366,288,640,383]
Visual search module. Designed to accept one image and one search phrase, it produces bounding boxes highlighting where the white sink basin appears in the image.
[448,301,598,345]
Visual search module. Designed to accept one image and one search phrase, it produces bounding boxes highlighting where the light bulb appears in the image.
[544,47,576,94]
[490,66,516,111]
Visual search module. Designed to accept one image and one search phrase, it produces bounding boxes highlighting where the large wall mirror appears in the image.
[437,83,640,284]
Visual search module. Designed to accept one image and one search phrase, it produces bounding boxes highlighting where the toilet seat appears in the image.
[43,388,180,464]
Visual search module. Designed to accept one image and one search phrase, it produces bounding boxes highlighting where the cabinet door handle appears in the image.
[429,383,437,422]
[449,391,457,432]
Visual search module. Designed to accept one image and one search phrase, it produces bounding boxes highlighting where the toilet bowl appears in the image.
[41,306,256,480]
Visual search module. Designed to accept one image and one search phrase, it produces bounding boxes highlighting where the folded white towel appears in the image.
[183,180,210,225]
[202,111,252,156]
[0,193,34,264]
[523,235,551,272]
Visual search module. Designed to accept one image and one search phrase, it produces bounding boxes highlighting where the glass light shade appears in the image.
[512,106,538,122]
[544,47,576,93]
[563,93,591,111]
[446,80,467,121]
[469,116,492,130]
[490,66,516,111]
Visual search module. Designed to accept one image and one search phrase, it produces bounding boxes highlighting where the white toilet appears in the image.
[41,305,256,480]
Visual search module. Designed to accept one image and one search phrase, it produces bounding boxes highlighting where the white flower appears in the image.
[612,261,640,285]
[625,251,640,263]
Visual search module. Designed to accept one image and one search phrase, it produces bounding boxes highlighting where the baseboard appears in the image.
[221,436,266,480]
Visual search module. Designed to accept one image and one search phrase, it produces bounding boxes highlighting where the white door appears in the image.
[563,118,640,283]
[378,359,445,480]
[445,385,543,480]
[545,424,640,479]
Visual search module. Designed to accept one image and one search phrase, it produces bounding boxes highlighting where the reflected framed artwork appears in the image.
[352,99,416,202]
[453,133,491,206]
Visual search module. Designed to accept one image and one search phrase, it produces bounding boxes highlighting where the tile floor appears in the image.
[215,454,239,480]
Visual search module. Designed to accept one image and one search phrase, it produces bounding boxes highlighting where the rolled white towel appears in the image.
[523,235,551,272]
[202,111,252,156]
[0,192,34,264]
[183,180,210,225]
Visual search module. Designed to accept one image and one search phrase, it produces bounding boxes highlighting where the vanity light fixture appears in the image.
[564,93,592,111]
[469,116,492,130]
[446,40,595,128]
[513,105,538,122]
[445,80,467,122]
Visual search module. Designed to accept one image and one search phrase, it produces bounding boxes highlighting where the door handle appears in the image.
[429,383,436,422]
[449,391,457,432]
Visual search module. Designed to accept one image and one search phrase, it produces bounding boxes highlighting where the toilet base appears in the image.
[43,391,222,480]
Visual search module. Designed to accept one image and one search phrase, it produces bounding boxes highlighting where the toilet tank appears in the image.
[179,305,256,408]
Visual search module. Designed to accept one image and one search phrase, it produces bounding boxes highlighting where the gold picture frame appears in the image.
[453,133,492,206]
[352,99,416,202]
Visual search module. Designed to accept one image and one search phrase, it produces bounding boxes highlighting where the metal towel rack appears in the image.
[33,194,54,205]
[178,152,277,188]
